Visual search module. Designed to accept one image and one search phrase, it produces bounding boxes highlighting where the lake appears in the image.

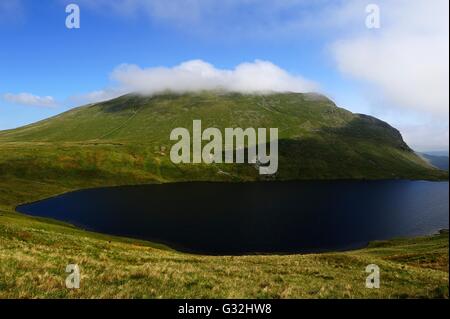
[16,180,449,255]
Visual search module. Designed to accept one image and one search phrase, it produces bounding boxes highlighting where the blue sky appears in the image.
[0,0,448,151]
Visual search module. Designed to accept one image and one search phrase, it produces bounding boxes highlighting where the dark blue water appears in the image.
[16,181,449,255]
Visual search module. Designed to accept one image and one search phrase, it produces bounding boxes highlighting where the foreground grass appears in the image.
[0,178,448,299]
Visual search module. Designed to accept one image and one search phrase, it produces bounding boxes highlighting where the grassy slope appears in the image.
[0,179,448,298]
[0,92,448,298]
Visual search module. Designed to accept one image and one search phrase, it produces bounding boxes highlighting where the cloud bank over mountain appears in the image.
[113,60,317,95]
[75,60,318,103]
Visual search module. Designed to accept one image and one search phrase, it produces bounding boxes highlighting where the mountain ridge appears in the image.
[0,91,447,182]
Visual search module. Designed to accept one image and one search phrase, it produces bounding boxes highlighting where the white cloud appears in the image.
[112,59,317,95]
[3,92,58,108]
[331,0,449,117]
[75,59,317,103]
[329,0,449,150]
[400,121,449,152]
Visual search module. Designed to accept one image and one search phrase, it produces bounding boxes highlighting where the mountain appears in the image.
[423,150,449,157]
[0,91,447,184]
[420,153,449,171]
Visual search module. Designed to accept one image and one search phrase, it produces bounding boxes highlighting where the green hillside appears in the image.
[0,91,446,184]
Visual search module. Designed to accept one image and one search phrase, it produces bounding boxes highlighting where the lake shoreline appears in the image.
[15,180,449,256]
[10,204,450,257]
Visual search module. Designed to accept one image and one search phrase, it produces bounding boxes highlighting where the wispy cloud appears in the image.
[3,92,58,108]
[72,0,341,38]
[0,0,24,25]
[70,89,125,105]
